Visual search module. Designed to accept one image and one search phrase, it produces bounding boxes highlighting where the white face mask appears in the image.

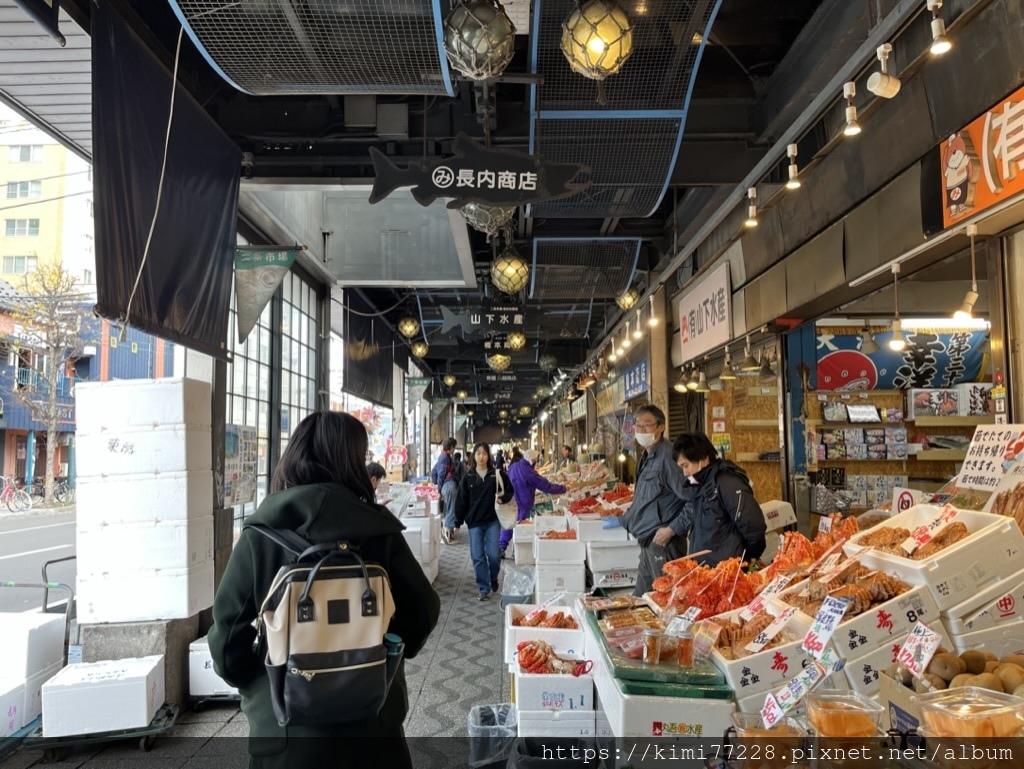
[687,475,698,485]
[635,432,657,448]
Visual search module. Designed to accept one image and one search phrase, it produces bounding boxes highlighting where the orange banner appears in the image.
[941,83,1024,230]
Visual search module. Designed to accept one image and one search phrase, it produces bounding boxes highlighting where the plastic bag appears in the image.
[467,704,517,769]
[502,564,536,596]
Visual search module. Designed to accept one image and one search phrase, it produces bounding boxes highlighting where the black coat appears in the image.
[208,483,440,765]
[455,466,513,528]
[687,460,767,566]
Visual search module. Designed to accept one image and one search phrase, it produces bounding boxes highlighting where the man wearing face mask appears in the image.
[673,432,765,567]
[607,404,692,596]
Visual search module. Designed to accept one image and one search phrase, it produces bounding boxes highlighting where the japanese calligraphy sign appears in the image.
[570,395,587,421]
[802,596,852,659]
[939,84,1024,230]
[955,425,1024,491]
[761,692,784,729]
[234,246,301,343]
[368,133,590,208]
[740,575,793,621]
[900,504,960,555]
[894,622,942,679]
[745,606,798,654]
[624,359,649,400]
[440,304,530,336]
[678,263,732,361]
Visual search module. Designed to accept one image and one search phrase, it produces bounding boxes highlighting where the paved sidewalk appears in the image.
[2,532,513,767]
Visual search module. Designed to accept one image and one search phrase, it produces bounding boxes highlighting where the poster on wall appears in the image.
[347,402,394,464]
[679,263,732,361]
[815,329,987,391]
[956,425,1024,492]
[225,424,257,507]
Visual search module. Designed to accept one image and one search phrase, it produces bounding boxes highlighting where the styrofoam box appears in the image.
[537,591,585,607]
[777,582,941,658]
[586,541,641,571]
[76,471,213,523]
[514,540,535,566]
[591,569,638,589]
[75,378,211,432]
[513,524,534,543]
[947,618,1024,659]
[420,557,439,584]
[534,536,585,564]
[504,603,585,665]
[844,505,1024,614]
[0,681,25,737]
[844,624,951,698]
[518,709,595,737]
[708,605,816,697]
[0,613,66,680]
[77,562,214,623]
[42,656,165,737]
[537,564,586,594]
[23,661,62,723]
[189,636,237,698]
[400,516,440,562]
[514,670,593,711]
[944,567,1024,634]
[534,514,569,535]
[77,424,212,477]
[77,517,214,574]
[570,514,629,542]
[401,529,423,561]
[594,671,734,738]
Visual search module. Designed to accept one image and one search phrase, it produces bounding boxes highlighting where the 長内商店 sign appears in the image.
[678,263,732,361]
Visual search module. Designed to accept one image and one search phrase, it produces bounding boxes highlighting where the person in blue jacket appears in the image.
[501,448,566,557]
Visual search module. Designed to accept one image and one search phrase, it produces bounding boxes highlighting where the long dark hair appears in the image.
[270,411,376,502]
[472,442,493,471]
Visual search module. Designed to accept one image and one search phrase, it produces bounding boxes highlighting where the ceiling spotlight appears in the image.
[720,349,738,380]
[616,287,640,310]
[867,43,901,99]
[686,366,700,390]
[694,369,710,393]
[411,340,429,358]
[954,224,979,320]
[927,0,952,55]
[744,187,758,228]
[785,143,801,190]
[560,0,635,105]
[443,373,458,387]
[859,326,880,354]
[632,316,643,340]
[507,330,527,350]
[673,370,688,393]
[739,337,759,371]
[397,315,421,338]
[647,297,658,327]
[842,81,861,137]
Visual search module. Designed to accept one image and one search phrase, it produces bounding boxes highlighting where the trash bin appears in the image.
[468,704,517,769]
[507,737,597,769]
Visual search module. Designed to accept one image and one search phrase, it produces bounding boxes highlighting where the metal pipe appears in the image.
[12,0,65,46]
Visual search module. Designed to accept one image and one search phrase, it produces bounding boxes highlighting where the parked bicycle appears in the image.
[23,477,74,505]
[1,476,32,512]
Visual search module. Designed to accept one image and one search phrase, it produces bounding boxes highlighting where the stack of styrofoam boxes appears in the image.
[189,636,238,701]
[512,521,535,565]
[840,505,1024,690]
[534,512,586,605]
[41,656,164,736]
[571,512,641,590]
[400,502,440,583]
[0,613,66,735]
[75,379,215,623]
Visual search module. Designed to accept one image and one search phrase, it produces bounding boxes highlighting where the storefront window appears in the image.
[279,272,318,458]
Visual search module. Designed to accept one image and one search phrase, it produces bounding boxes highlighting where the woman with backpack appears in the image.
[455,442,514,601]
[208,411,440,769]
[672,432,767,567]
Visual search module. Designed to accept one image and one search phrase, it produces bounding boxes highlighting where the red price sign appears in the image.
[803,631,825,656]
[900,506,959,555]
[761,693,783,729]
[895,622,941,678]
[818,515,833,534]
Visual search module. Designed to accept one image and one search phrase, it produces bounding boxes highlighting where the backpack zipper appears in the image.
[289,657,385,681]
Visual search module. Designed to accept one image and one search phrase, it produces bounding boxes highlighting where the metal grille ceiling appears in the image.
[530,238,640,301]
[167,0,454,96]
[529,0,720,218]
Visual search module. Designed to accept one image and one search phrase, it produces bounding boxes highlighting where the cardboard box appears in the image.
[189,637,237,698]
[42,656,165,737]
[386,468,404,483]
[879,671,921,732]
[0,681,25,737]
[514,670,593,712]
[0,613,66,680]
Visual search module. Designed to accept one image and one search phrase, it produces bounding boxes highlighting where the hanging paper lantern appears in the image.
[507,330,527,350]
[443,373,457,387]
[411,341,429,358]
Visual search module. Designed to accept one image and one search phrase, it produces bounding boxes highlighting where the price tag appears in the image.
[818,515,833,534]
[523,593,565,625]
[665,616,691,637]
[900,505,959,555]
[693,621,722,659]
[815,554,842,581]
[818,646,846,676]
[807,538,846,574]
[802,596,852,659]
[761,692,783,729]
[745,607,797,654]
[740,576,793,621]
[816,551,865,586]
[895,622,942,679]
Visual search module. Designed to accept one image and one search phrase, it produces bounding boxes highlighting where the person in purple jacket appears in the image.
[500,448,567,557]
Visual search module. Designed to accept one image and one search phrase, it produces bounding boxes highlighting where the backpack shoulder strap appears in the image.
[248,524,316,557]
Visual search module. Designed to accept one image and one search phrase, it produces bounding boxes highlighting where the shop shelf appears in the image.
[907,415,995,426]
[915,449,967,461]
[735,419,778,428]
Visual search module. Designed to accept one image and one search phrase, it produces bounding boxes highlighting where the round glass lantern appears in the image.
[460,202,516,236]
[491,249,530,294]
[443,0,517,80]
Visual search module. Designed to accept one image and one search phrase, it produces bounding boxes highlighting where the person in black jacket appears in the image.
[208,411,440,769]
[455,442,513,601]
[672,432,767,567]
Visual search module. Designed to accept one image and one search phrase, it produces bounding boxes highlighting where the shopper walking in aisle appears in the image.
[606,404,692,596]
[452,450,465,487]
[501,448,567,558]
[208,411,440,769]
[455,442,514,600]
[673,432,766,567]
[432,437,460,544]
[495,448,507,472]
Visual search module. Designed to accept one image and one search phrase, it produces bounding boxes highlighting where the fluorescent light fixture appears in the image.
[901,317,990,330]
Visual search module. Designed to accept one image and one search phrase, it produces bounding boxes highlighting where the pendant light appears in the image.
[720,347,738,380]
[953,224,979,320]
[647,296,658,327]
[673,369,688,393]
[686,365,700,390]
[889,263,906,352]
[695,358,711,393]
[757,350,776,384]
[632,315,642,340]
[739,336,759,372]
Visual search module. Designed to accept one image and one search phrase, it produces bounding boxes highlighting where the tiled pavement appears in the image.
[2,535,511,767]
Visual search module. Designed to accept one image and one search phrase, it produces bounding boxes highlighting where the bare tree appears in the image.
[9,264,87,505]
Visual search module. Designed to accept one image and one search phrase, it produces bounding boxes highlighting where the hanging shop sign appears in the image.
[596,375,625,417]
[484,334,520,352]
[623,359,649,400]
[956,424,1024,492]
[622,411,635,450]
[679,262,731,361]
[571,395,587,421]
[234,246,301,343]
[484,373,517,383]
[368,133,590,208]
[816,329,987,391]
[940,83,1024,230]
[407,377,432,404]
[440,304,531,336]
[558,403,572,424]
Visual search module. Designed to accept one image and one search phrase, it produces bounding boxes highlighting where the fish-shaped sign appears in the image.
[368,133,591,208]
[438,304,531,335]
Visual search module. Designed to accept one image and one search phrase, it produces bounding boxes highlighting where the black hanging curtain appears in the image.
[342,291,403,408]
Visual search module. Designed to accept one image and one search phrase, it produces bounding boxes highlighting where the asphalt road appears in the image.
[0,510,76,613]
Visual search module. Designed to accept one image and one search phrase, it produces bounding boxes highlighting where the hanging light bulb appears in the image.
[694,369,710,393]
[443,373,457,387]
[739,337,759,371]
[720,348,738,380]
[632,315,642,340]
[491,248,530,294]
[647,296,658,327]
[608,348,618,363]
[842,81,861,137]
[560,0,635,105]
[860,326,880,354]
[889,263,906,351]
[785,143,801,190]
[456,389,469,399]
[744,187,758,228]
[927,0,952,55]
[954,224,979,320]
[397,315,421,338]
[686,365,700,390]
[621,328,632,349]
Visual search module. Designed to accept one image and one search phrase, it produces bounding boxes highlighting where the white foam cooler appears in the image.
[77,562,214,623]
[77,424,212,477]
[536,564,586,594]
[534,536,585,564]
[941,567,1024,634]
[504,603,585,665]
[946,618,1024,659]
[189,637,237,698]
[77,516,214,573]
[0,682,25,737]
[0,613,66,680]
[23,661,62,723]
[570,514,629,542]
[76,471,213,523]
[586,540,641,571]
[518,709,595,737]
[75,378,212,432]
